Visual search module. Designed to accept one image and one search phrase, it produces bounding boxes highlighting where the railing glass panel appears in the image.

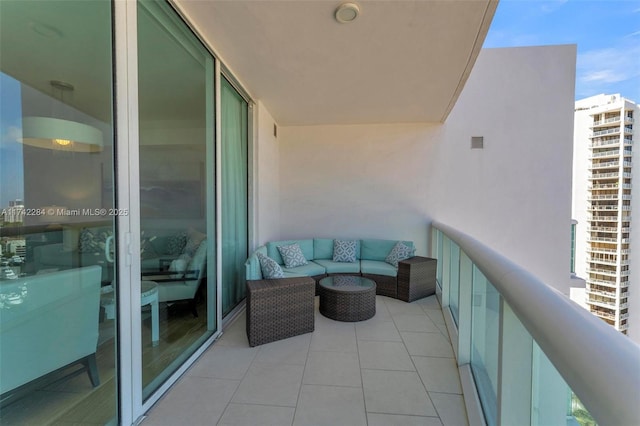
[429,225,629,425]
[449,241,461,325]
[470,266,499,426]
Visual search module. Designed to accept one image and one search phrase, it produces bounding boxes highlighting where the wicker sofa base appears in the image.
[246,276,315,347]
[362,273,397,299]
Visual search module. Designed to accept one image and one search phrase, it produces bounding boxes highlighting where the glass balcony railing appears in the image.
[431,223,640,426]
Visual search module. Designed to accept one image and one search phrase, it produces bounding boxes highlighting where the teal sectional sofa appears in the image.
[245,238,415,298]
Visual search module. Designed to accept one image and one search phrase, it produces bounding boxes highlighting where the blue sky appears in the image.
[483,0,640,102]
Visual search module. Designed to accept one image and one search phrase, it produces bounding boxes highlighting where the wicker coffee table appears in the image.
[318,275,376,322]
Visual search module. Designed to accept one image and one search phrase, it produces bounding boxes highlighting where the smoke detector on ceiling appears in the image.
[335,3,360,24]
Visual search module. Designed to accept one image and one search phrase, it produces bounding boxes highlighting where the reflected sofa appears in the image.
[0,266,102,399]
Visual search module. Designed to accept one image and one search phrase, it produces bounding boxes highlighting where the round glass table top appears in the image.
[319,275,375,291]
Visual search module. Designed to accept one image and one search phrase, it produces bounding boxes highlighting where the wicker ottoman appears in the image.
[318,275,376,322]
[397,256,437,302]
[246,276,315,347]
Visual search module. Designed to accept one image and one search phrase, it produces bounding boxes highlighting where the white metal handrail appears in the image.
[432,222,640,425]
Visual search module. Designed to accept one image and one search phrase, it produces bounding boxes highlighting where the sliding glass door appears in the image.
[137,0,217,400]
[0,0,118,423]
[221,78,248,317]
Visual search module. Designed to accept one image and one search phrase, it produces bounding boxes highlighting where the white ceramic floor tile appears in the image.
[143,376,238,426]
[232,362,304,407]
[362,370,437,417]
[310,325,358,353]
[303,350,362,387]
[384,298,427,315]
[416,296,442,310]
[367,413,443,426]
[356,320,402,341]
[393,313,441,333]
[217,315,251,348]
[423,308,446,326]
[358,340,415,371]
[429,392,469,426]
[218,403,295,426]
[187,345,258,380]
[293,385,367,426]
[412,356,462,394]
[253,333,311,366]
[401,331,453,358]
[436,322,451,341]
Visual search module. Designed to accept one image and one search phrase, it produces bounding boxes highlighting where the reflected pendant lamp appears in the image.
[21,116,103,153]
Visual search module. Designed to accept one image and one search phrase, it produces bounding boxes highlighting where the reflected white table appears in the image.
[101,281,159,346]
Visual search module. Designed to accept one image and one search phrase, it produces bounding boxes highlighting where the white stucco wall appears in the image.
[253,101,281,247]
[274,45,576,293]
[428,45,576,290]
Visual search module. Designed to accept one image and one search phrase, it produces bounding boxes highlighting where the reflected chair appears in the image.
[143,239,207,317]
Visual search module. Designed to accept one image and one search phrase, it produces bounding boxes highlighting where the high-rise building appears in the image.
[573,94,639,338]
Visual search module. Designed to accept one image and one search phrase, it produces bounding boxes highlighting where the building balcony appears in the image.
[586,287,617,299]
[587,236,630,244]
[591,309,616,321]
[591,116,621,127]
[589,149,621,159]
[589,183,631,190]
[587,225,630,232]
[624,116,634,124]
[620,323,629,331]
[589,160,620,169]
[586,277,619,288]
[590,128,621,138]
[586,267,620,277]
[586,256,628,266]
[590,138,622,148]
[588,171,632,180]
[586,247,628,256]
[586,298,618,309]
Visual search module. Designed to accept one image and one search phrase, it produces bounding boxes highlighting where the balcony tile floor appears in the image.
[142,295,468,426]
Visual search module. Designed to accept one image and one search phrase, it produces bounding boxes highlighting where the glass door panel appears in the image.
[221,78,248,317]
[0,0,117,424]
[137,0,216,400]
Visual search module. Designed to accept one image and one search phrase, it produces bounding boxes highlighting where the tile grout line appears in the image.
[214,319,261,425]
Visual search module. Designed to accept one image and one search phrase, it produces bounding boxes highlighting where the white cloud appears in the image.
[541,0,569,14]
[1,126,22,144]
[577,43,640,93]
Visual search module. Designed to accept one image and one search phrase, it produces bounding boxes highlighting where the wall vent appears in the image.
[471,136,484,149]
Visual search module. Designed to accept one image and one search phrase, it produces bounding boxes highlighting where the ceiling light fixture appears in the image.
[335,2,360,24]
[20,80,103,153]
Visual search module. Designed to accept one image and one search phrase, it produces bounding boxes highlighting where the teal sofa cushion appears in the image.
[360,260,397,277]
[360,239,414,262]
[267,239,314,265]
[314,259,360,274]
[283,260,326,277]
[313,238,334,260]
[245,246,267,280]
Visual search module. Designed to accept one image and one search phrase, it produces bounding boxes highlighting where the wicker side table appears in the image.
[397,256,437,302]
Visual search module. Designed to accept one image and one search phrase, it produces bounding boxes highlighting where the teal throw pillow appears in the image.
[385,241,415,267]
[256,252,285,279]
[333,239,357,263]
[277,243,308,268]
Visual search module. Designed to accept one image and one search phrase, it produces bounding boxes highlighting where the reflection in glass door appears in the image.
[137,0,216,400]
[0,0,117,424]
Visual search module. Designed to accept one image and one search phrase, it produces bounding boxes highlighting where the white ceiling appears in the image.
[174,0,498,125]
